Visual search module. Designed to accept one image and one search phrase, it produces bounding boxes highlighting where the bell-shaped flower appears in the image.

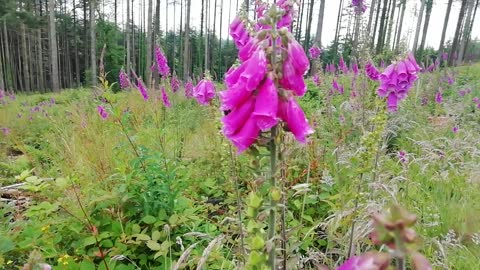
[338,253,390,270]
[288,39,310,76]
[365,61,380,81]
[239,38,259,62]
[220,84,254,111]
[240,48,268,91]
[252,77,279,131]
[227,116,260,153]
[222,98,256,136]
[435,90,443,104]
[339,56,348,73]
[278,97,314,143]
[225,64,247,88]
[193,79,216,106]
[309,46,322,59]
[230,17,250,49]
[280,56,307,96]
[161,86,171,108]
[155,47,170,77]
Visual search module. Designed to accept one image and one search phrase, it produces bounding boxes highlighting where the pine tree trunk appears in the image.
[218,0,223,75]
[419,0,433,55]
[36,29,45,90]
[438,0,453,56]
[127,0,131,76]
[304,0,315,50]
[146,0,153,86]
[367,0,378,34]
[334,0,345,53]
[3,19,12,91]
[73,0,81,86]
[375,0,389,54]
[49,0,60,91]
[83,0,88,72]
[204,0,209,72]
[114,0,117,25]
[21,24,31,91]
[385,0,397,49]
[412,0,426,53]
[394,1,406,52]
[314,0,325,47]
[457,0,475,64]
[183,0,191,80]
[448,0,468,66]
[90,0,97,86]
[371,0,383,50]
[464,0,479,59]
[211,0,217,72]
[296,0,305,40]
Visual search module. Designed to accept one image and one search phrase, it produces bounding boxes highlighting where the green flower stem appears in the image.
[268,125,278,269]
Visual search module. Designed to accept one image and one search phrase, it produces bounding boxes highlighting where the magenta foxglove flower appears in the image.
[252,77,279,131]
[373,53,420,112]
[332,79,344,94]
[119,69,130,89]
[155,46,170,77]
[193,79,216,106]
[278,97,314,143]
[453,126,459,133]
[447,76,455,85]
[337,253,390,270]
[97,105,108,120]
[365,61,380,81]
[161,86,171,108]
[170,75,181,92]
[352,62,359,76]
[136,78,149,101]
[339,56,349,73]
[473,97,480,104]
[185,80,194,98]
[288,39,310,76]
[309,46,322,59]
[230,17,251,49]
[435,91,443,104]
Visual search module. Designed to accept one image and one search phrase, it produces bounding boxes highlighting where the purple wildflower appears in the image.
[453,126,459,133]
[338,253,390,270]
[161,86,171,108]
[442,52,448,60]
[184,80,194,98]
[155,46,170,77]
[170,75,181,92]
[473,97,480,104]
[193,78,216,106]
[135,78,149,101]
[1,127,10,135]
[435,91,443,104]
[97,105,109,120]
[398,150,408,164]
[119,69,131,89]
[309,46,322,59]
[365,61,380,81]
[352,0,367,14]
[338,56,349,73]
[447,76,454,85]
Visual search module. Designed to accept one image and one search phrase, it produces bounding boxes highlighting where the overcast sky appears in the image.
[112,0,480,50]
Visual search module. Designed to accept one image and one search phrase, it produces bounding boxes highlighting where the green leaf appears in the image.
[133,234,150,241]
[146,240,161,251]
[83,236,97,247]
[151,230,161,241]
[142,215,156,224]
[0,238,14,253]
[79,260,96,270]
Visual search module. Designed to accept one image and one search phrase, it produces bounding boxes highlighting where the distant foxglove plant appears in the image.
[161,86,171,108]
[193,78,216,106]
[119,69,130,89]
[352,0,367,14]
[154,46,170,77]
[97,105,109,120]
[309,46,322,59]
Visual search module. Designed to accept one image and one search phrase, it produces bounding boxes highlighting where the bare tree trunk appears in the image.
[83,0,88,72]
[304,0,315,50]
[114,0,117,25]
[448,0,468,66]
[334,0,344,54]
[49,0,60,91]
[90,0,97,85]
[204,0,209,72]
[385,0,397,49]
[218,0,223,75]
[464,0,479,58]
[419,0,433,55]
[367,0,378,34]
[183,0,191,80]
[73,0,80,86]
[375,0,389,54]
[371,0,382,50]
[3,19,12,91]
[314,0,325,47]
[412,0,425,53]
[296,0,305,40]
[394,0,406,52]
[458,0,475,64]
[127,0,131,77]
[21,24,31,91]
[146,0,153,86]
[211,0,217,71]
[438,0,454,56]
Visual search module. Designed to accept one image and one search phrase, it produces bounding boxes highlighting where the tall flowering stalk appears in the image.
[223,1,312,268]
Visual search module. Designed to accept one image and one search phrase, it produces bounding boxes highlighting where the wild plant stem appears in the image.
[268,126,278,269]
[72,186,110,270]
[117,118,146,172]
[394,230,406,270]
[347,173,363,258]
[280,153,287,270]
[229,146,246,261]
